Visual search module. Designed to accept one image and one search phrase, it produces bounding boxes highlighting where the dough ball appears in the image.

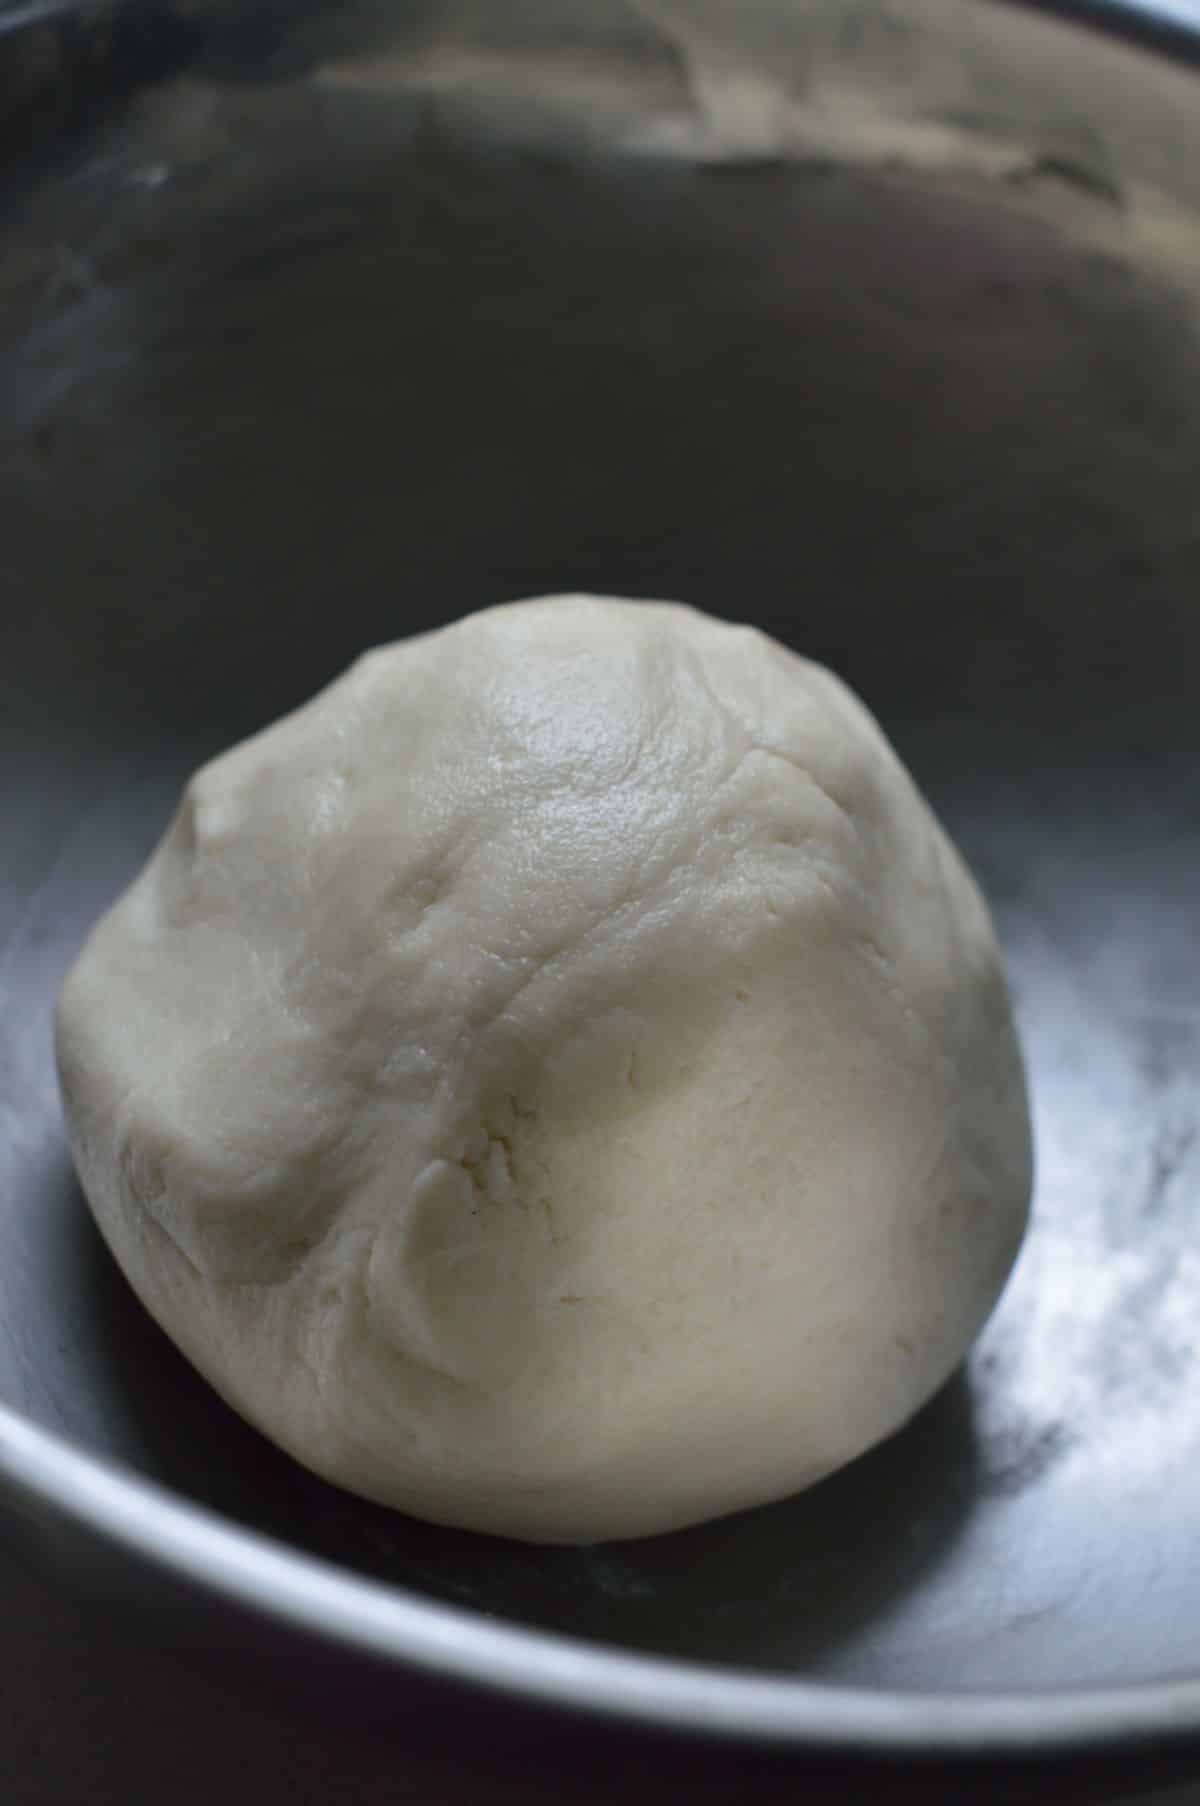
[57,596,1031,1543]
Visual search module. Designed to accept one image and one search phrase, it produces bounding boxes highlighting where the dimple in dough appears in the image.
[56,596,1032,1543]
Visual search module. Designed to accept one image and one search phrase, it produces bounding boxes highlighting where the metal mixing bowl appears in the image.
[3,1,1200,1792]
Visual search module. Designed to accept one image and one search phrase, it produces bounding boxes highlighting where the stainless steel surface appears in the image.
[3,0,1200,1785]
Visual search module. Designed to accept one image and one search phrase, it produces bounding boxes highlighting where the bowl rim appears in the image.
[5,0,1200,1764]
[5,1397,1200,1761]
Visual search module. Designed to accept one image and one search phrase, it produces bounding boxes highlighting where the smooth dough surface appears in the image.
[57,596,1031,1542]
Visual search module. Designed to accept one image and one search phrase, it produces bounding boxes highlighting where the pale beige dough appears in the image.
[57,595,1031,1542]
